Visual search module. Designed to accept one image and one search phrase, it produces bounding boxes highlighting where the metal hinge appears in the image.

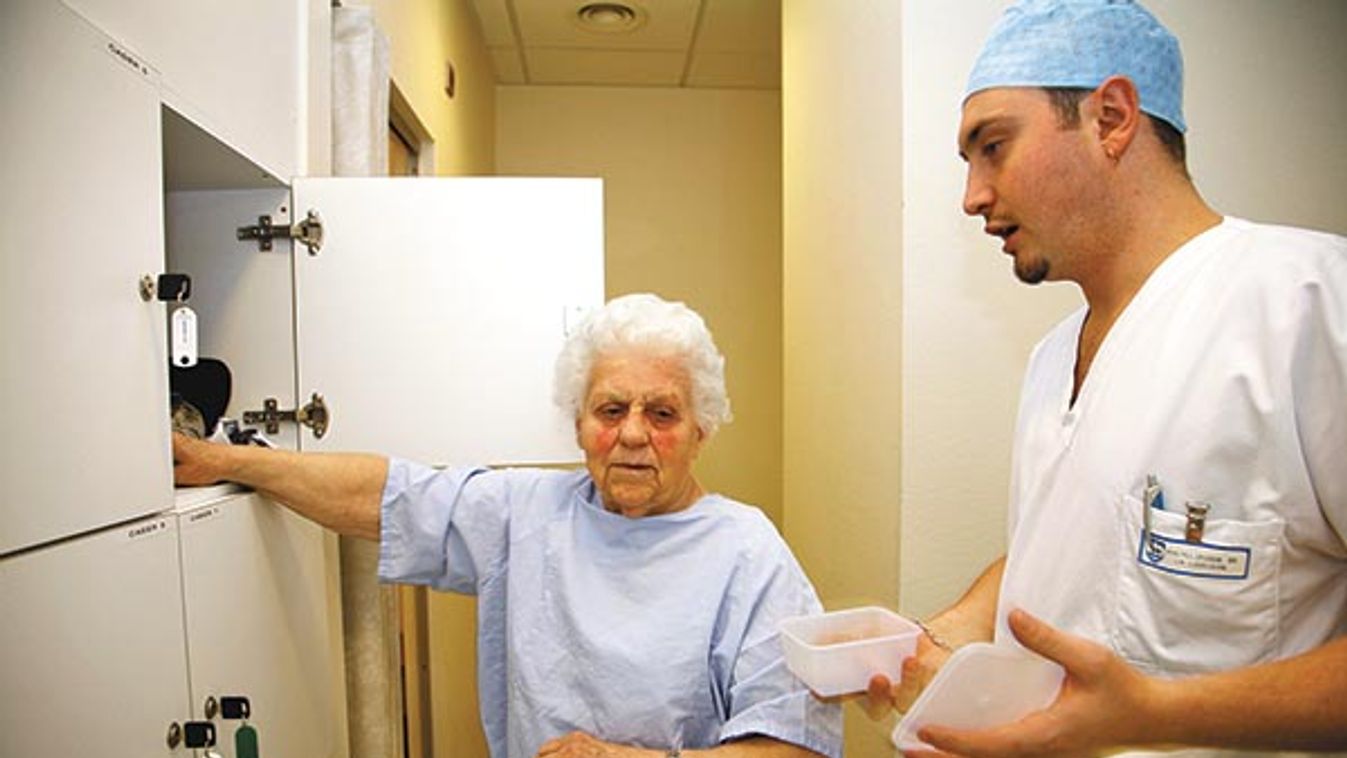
[242,393,329,438]
[237,209,323,255]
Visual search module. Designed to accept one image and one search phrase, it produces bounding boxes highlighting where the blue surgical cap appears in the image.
[965,0,1186,133]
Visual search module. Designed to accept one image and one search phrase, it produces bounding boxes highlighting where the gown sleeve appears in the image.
[377,457,506,594]
[713,520,843,758]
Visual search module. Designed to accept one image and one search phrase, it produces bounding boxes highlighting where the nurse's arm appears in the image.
[172,432,386,541]
[1143,633,1347,751]
[920,554,1003,647]
[912,610,1347,757]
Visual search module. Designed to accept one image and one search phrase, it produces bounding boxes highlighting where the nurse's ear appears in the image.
[1088,75,1142,164]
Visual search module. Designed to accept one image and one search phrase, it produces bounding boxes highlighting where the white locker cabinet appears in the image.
[4,3,603,757]
[0,513,192,757]
[1,0,174,556]
[60,0,302,180]
[0,492,343,758]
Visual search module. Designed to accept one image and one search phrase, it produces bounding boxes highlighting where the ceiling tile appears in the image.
[467,0,784,90]
[471,0,517,47]
[489,47,527,84]
[684,50,779,89]
[526,48,686,86]
[693,0,779,53]
[513,0,701,51]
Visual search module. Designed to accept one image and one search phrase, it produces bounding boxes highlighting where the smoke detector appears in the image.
[574,3,645,33]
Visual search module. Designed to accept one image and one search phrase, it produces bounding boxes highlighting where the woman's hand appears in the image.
[172,431,230,486]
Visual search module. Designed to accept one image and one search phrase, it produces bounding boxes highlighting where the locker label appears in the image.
[187,506,221,524]
[103,41,155,80]
[125,519,169,542]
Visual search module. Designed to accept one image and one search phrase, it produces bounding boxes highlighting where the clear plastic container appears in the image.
[779,606,921,697]
[891,642,1064,751]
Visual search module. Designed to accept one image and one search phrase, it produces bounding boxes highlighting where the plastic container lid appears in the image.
[891,642,1064,751]
[779,606,921,697]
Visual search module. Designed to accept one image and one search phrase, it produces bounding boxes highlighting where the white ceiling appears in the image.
[470,0,781,89]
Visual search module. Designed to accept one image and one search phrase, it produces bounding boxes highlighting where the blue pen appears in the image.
[1145,474,1165,511]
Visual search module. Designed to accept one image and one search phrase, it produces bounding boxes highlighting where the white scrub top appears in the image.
[378,459,842,758]
[1001,218,1347,757]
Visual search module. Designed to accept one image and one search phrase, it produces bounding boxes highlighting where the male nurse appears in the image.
[867,2,1347,755]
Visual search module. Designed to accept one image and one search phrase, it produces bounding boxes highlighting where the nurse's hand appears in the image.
[534,731,648,758]
[860,634,952,719]
[906,609,1156,758]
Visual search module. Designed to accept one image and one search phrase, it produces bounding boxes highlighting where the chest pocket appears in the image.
[1112,495,1284,675]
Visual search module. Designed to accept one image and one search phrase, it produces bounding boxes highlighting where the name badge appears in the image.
[1136,530,1250,580]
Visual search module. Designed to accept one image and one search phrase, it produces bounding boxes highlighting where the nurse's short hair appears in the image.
[553,293,733,437]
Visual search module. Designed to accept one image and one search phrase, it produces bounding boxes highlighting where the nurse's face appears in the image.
[577,346,706,518]
[958,87,1109,285]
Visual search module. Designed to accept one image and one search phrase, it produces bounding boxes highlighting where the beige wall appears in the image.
[368,0,495,175]
[496,85,785,525]
[897,0,1079,622]
[367,2,496,757]
[781,1,904,753]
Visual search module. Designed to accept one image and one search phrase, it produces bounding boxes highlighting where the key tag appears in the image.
[234,721,259,758]
[157,273,196,367]
[171,304,198,368]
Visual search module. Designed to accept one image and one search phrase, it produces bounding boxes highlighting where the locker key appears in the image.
[220,696,251,720]
[155,273,192,303]
[183,720,216,748]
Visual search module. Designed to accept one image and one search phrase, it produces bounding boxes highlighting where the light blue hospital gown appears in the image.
[378,459,843,758]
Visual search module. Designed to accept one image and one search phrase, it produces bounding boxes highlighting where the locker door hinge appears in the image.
[237,209,323,255]
[242,393,329,438]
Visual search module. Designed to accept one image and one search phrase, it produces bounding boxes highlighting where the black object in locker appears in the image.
[170,357,232,438]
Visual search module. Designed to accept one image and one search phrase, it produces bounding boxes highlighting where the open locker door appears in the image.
[290,177,604,467]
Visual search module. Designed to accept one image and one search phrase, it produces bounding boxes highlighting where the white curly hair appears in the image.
[553,293,733,437]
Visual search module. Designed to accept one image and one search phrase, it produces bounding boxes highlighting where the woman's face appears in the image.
[576,346,706,518]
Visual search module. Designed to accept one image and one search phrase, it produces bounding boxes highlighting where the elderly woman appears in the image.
[173,293,841,758]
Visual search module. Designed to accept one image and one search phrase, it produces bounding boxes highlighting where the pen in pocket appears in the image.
[1144,474,1165,511]
[1142,474,1164,550]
